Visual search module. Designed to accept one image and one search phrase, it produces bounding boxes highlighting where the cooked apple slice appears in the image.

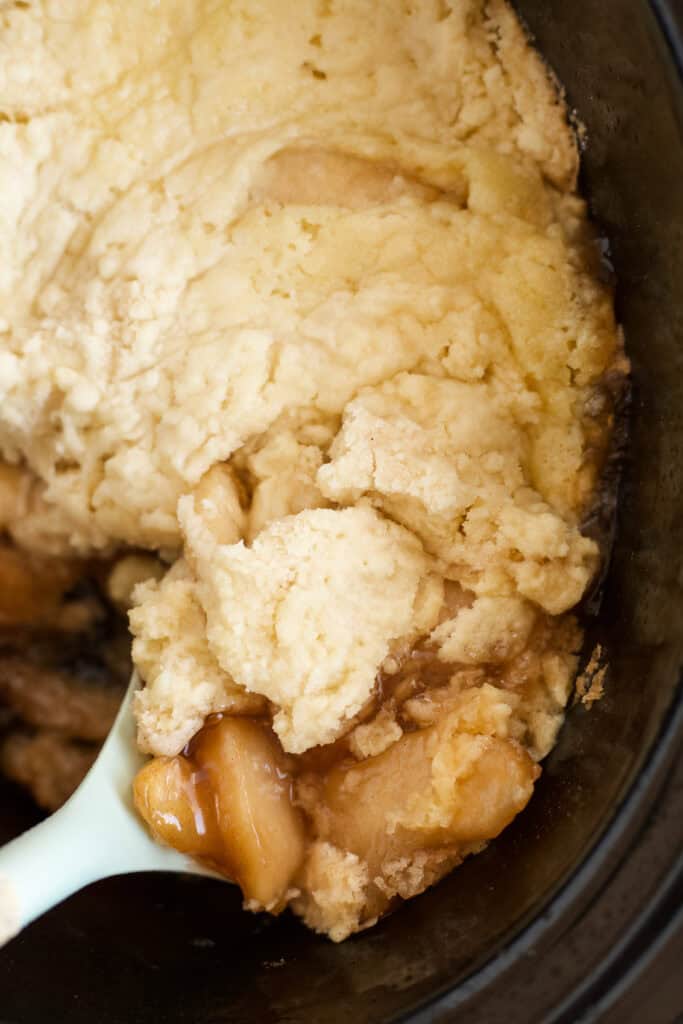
[193,464,245,545]
[192,717,306,910]
[133,755,219,859]
[305,689,539,881]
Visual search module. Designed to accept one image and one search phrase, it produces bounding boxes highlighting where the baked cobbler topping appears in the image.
[0,0,625,940]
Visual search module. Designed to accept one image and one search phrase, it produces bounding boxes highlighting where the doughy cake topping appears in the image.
[0,0,624,941]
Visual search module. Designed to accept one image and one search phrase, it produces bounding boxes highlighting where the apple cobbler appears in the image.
[0,0,626,940]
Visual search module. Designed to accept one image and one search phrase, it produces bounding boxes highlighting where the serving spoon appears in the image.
[0,673,217,947]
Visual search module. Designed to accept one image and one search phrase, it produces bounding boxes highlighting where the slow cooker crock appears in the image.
[1,1,682,1021]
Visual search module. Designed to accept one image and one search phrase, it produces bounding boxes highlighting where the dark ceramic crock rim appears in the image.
[651,0,683,80]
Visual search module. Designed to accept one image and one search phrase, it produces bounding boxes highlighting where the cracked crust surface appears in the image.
[0,0,597,555]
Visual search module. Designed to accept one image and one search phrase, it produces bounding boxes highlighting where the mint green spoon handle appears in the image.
[0,675,216,946]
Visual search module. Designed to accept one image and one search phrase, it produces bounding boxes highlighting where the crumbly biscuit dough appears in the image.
[318,373,599,614]
[130,560,266,757]
[0,0,608,556]
[180,502,443,753]
[431,596,537,664]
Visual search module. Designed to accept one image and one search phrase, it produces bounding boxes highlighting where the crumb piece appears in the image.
[349,708,403,760]
[292,842,373,943]
[575,643,608,707]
